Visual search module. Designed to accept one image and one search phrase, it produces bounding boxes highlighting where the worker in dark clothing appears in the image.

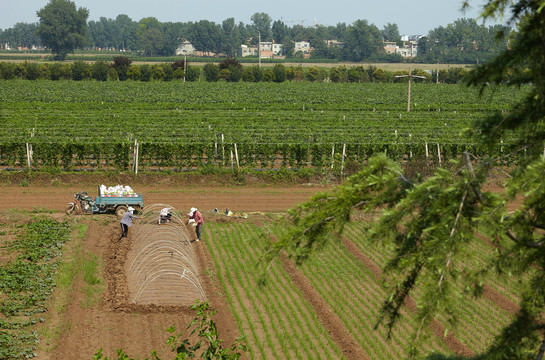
[120,206,140,239]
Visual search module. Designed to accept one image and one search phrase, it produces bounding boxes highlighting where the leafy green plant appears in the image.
[94,300,246,360]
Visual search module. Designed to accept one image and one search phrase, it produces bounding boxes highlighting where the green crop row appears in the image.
[205,222,343,359]
[0,218,71,360]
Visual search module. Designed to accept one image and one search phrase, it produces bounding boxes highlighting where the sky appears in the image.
[1,0,500,35]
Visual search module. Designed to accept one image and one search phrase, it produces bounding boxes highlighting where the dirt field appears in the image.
[0,181,329,359]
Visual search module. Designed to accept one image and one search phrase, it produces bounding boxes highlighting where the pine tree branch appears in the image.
[505,230,545,249]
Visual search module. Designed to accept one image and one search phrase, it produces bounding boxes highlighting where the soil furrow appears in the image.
[340,234,474,357]
[279,253,371,360]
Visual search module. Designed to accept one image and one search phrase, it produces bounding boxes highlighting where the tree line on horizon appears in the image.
[0,0,509,64]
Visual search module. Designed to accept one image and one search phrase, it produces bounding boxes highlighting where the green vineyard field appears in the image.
[0,81,526,171]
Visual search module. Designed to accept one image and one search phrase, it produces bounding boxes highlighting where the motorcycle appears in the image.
[65,191,96,215]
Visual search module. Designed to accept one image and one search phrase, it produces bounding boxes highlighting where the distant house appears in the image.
[176,40,195,56]
[240,44,257,57]
[324,40,343,48]
[241,42,284,58]
[384,41,397,54]
[294,41,311,54]
[383,37,420,58]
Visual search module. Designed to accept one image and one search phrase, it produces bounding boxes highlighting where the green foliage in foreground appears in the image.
[0,218,71,360]
[94,300,246,360]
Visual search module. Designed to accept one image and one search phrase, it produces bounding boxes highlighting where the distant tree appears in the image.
[272,20,288,43]
[35,0,89,60]
[140,28,164,56]
[0,22,41,49]
[381,22,401,43]
[222,18,241,57]
[250,12,272,41]
[191,20,222,55]
[342,19,383,61]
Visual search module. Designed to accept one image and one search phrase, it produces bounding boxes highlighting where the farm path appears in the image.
[0,183,330,213]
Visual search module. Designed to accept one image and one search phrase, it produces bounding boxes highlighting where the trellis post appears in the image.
[234,143,240,169]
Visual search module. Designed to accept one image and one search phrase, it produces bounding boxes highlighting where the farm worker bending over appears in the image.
[120,206,140,239]
[158,207,172,224]
[188,207,204,242]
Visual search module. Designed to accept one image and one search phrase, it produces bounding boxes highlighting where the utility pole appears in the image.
[184,55,186,82]
[258,32,261,68]
[394,66,426,112]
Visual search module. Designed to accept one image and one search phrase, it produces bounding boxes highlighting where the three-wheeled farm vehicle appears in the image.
[65,185,144,218]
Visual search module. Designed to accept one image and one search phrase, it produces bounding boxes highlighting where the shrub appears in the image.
[126,65,141,81]
[92,61,110,81]
[107,67,118,81]
[152,66,165,80]
[372,68,386,82]
[203,63,219,82]
[251,66,263,82]
[219,57,242,71]
[330,65,348,83]
[228,66,242,82]
[140,65,152,82]
[171,60,186,71]
[38,64,50,80]
[286,67,296,81]
[71,61,91,81]
[348,66,369,83]
[23,62,40,80]
[306,66,320,82]
[262,68,274,82]
[59,64,72,80]
[112,55,132,81]
[273,64,286,83]
[172,67,185,80]
[49,63,62,80]
[219,68,231,81]
[242,67,255,82]
[185,65,200,82]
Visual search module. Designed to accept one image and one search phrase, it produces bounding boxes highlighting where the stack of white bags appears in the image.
[99,184,137,197]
